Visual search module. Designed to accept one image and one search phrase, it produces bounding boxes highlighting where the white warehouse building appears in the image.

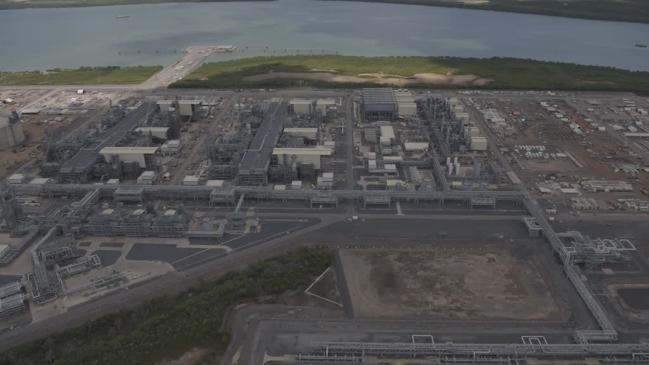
[394,90,417,118]
[289,99,314,115]
[316,98,337,114]
[100,147,160,168]
[273,147,332,170]
[470,137,488,151]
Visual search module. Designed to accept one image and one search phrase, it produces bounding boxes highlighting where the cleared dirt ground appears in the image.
[243,72,492,87]
[339,247,560,320]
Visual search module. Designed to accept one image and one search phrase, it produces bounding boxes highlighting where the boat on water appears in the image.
[115,15,130,20]
[635,43,648,48]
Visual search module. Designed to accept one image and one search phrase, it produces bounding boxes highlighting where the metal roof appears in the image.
[100,147,159,154]
[135,127,169,133]
[362,88,396,112]
[273,147,332,156]
[238,101,287,172]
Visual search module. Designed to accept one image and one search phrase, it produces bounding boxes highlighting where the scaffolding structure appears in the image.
[310,340,649,363]
[237,102,287,186]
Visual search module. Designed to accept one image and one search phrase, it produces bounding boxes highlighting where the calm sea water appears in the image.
[1,0,648,71]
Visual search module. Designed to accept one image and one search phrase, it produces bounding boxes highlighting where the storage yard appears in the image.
[469,93,649,215]
[0,86,649,364]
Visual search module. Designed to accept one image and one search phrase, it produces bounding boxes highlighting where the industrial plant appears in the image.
[0,86,649,364]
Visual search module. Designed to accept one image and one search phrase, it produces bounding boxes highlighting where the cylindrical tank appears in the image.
[0,113,26,149]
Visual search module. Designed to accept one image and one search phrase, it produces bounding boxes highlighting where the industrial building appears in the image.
[7,174,25,184]
[0,111,25,149]
[315,98,336,114]
[581,180,633,193]
[99,147,159,169]
[394,90,417,118]
[134,127,170,140]
[272,147,332,170]
[178,100,202,117]
[289,99,314,116]
[470,136,488,151]
[58,149,101,183]
[82,206,188,237]
[137,170,156,185]
[403,142,429,152]
[362,88,396,121]
[237,102,287,185]
[161,140,181,155]
[57,103,153,183]
[157,100,202,117]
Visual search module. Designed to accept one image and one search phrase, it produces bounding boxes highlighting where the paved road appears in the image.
[0,213,343,352]
[344,95,355,190]
[139,46,224,89]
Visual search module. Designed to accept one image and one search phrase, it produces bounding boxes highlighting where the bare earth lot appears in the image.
[243,72,492,87]
[340,247,560,320]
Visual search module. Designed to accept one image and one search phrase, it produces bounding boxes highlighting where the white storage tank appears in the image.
[0,112,25,149]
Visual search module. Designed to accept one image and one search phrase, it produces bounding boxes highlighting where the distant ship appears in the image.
[635,43,648,48]
[115,15,130,19]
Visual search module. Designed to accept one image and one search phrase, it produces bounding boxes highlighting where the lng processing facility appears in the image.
[1,86,649,364]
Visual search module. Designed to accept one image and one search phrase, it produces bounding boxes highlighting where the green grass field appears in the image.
[0,247,332,365]
[0,66,162,85]
[328,0,649,24]
[172,55,649,94]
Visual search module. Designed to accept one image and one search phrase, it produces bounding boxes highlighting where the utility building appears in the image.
[157,100,201,117]
[100,147,159,169]
[59,150,100,183]
[135,127,169,140]
[272,147,332,170]
[157,100,175,113]
[362,88,396,121]
[316,98,336,114]
[394,90,417,118]
[178,100,202,117]
[289,99,314,115]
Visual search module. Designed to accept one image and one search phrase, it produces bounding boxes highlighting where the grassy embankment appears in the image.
[324,0,649,24]
[0,246,332,365]
[173,55,649,94]
[0,66,162,86]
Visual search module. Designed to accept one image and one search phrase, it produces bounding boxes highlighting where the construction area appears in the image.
[470,93,649,215]
[338,247,562,320]
[0,87,649,364]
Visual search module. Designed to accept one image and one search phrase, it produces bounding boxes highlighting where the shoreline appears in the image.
[173,55,649,95]
[319,0,649,25]
[0,0,272,11]
[0,66,162,86]
[2,56,649,96]
[1,0,648,25]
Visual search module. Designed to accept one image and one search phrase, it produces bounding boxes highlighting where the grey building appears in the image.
[362,88,396,121]
[237,102,287,186]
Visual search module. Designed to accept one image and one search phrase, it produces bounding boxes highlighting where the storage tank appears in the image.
[0,112,26,149]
